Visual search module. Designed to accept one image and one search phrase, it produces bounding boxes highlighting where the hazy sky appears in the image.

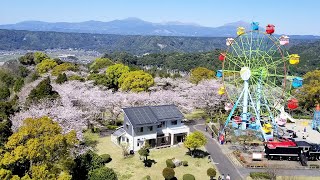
[1,0,319,35]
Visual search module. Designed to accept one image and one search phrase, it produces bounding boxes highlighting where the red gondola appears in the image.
[219,53,226,61]
[287,98,299,110]
[266,24,275,34]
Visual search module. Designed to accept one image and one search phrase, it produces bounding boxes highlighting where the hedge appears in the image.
[249,172,271,179]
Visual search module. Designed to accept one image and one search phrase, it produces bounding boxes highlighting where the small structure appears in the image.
[279,35,290,45]
[251,22,259,31]
[111,104,190,151]
[216,70,223,78]
[218,86,225,95]
[237,27,246,36]
[219,53,226,61]
[312,104,320,131]
[266,24,275,34]
[287,98,299,110]
[292,77,303,88]
[289,54,300,65]
[226,38,235,46]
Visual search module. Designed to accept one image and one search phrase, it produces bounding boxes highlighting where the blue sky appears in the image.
[1,0,319,35]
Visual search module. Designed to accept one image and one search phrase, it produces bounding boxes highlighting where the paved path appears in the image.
[191,123,320,180]
[191,123,244,180]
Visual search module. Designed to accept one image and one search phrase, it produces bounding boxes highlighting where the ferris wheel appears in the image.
[217,22,302,141]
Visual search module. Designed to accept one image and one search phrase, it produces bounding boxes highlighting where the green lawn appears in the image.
[184,109,206,120]
[96,136,219,180]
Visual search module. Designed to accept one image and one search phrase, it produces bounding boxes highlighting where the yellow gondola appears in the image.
[262,123,272,134]
[289,54,300,65]
[237,27,245,36]
[218,87,225,95]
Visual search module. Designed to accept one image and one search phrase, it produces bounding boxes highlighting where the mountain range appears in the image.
[1,18,319,39]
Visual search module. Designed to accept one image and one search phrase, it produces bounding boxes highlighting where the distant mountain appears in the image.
[1,18,318,38]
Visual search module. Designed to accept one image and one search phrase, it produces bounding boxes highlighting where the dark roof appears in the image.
[123,106,158,127]
[295,141,311,147]
[150,105,184,121]
[123,105,184,127]
[113,128,126,137]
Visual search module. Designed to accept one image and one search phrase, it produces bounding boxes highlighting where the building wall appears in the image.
[124,114,133,136]
[134,125,157,136]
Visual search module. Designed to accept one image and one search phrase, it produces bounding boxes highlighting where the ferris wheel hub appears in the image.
[240,67,251,80]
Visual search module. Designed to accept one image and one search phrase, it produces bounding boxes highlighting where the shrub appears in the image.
[19,52,35,65]
[207,168,216,178]
[88,167,117,180]
[89,58,114,71]
[249,172,271,179]
[18,66,30,77]
[51,63,77,76]
[13,78,24,92]
[87,73,109,86]
[34,51,49,64]
[36,59,57,74]
[182,161,188,166]
[183,174,195,180]
[166,159,176,168]
[69,75,85,82]
[30,72,40,81]
[0,87,10,101]
[100,154,111,164]
[56,73,68,84]
[27,77,59,102]
[162,168,175,180]
[106,125,118,130]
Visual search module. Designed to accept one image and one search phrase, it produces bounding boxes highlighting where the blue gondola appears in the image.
[216,70,223,78]
[292,77,303,88]
[251,22,259,31]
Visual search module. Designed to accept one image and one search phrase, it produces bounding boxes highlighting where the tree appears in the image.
[70,150,109,180]
[190,67,214,84]
[34,51,49,64]
[52,63,77,76]
[183,174,195,180]
[0,87,10,101]
[18,66,30,78]
[13,77,24,92]
[88,167,117,180]
[89,58,114,72]
[56,73,68,84]
[36,59,58,74]
[138,143,150,160]
[18,52,35,65]
[293,70,320,111]
[184,131,207,156]
[118,70,154,92]
[162,168,175,180]
[0,116,78,179]
[105,64,129,90]
[27,77,59,102]
[207,168,217,180]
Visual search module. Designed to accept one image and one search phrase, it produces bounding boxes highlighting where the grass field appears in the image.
[96,136,219,180]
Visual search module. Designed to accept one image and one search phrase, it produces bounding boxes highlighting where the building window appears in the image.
[158,121,165,128]
[126,123,129,129]
[171,120,178,125]
[148,126,153,131]
[126,138,129,143]
[137,142,140,147]
[139,127,143,132]
[122,136,125,141]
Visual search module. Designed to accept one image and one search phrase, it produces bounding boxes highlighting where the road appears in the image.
[191,123,320,180]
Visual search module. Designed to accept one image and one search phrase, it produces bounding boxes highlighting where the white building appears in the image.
[111,104,190,151]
